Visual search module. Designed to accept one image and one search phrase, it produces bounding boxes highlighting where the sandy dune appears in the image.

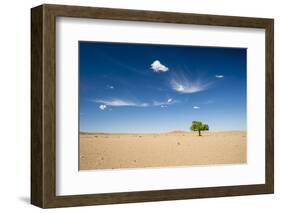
[79,131,246,170]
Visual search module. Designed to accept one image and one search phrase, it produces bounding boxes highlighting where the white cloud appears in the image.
[152,98,177,107]
[193,106,200,109]
[107,85,114,89]
[140,103,149,107]
[95,99,148,107]
[99,105,107,110]
[160,105,168,108]
[151,60,169,72]
[95,98,177,108]
[215,75,224,78]
[152,101,165,106]
[170,77,211,94]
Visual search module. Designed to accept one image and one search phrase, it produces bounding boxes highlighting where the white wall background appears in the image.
[0,0,279,212]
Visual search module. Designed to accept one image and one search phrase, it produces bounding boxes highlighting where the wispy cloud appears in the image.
[170,76,212,94]
[215,75,224,79]
[193,106,200,109]
[99,105,107,110]
[106,85,114,89]
[95,99,148,107]
[94,98,177,108]
[152,98,177,107]
[151,60,169,72]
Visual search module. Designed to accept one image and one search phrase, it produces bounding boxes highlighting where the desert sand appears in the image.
[79,131,246,170]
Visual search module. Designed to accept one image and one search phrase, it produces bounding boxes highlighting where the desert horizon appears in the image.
[80,130,246,134]
[79,131,247,170]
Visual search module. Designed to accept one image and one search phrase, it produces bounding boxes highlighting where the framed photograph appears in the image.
[31,4,274,208]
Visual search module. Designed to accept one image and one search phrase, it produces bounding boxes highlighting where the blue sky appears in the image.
[79,41,246,133]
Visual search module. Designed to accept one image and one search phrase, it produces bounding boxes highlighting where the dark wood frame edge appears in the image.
[31,4,274,208]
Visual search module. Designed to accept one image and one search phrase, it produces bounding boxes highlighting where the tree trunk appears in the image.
[198,130,201,136]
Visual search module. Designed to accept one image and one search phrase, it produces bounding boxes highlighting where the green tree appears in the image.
[190,121,209,136]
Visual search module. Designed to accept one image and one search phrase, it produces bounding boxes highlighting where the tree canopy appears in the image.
[190,121,209,136]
